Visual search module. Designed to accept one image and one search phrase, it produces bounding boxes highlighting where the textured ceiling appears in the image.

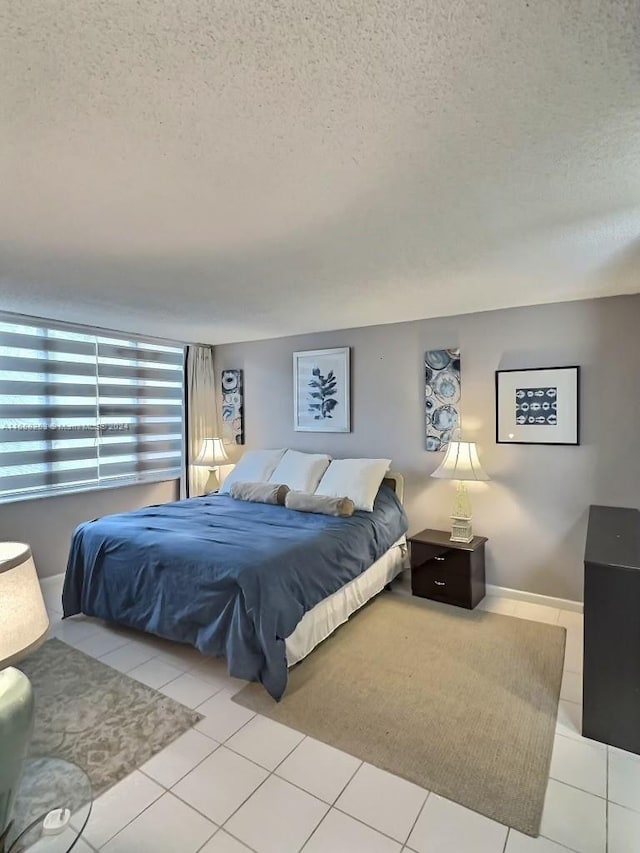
[1,0,639,344]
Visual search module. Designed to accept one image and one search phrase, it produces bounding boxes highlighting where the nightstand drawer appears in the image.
[410,542,469,575]
[411,563,471,606]
[408,529,487,610]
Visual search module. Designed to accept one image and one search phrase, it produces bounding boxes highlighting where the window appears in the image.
[0,315,184,502]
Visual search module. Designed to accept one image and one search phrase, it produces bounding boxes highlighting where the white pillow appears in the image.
[314,458,391,512]
[219,449,285,493]
[268,449,331,493]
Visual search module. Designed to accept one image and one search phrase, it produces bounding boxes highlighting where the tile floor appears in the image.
[37,573,640,853]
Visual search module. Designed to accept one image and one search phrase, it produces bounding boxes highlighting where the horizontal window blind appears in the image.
[0,316,184,501]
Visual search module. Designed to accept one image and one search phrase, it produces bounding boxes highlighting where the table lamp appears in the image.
[193,437,229,492]
[431,435,489,543]
[0,543,49,849]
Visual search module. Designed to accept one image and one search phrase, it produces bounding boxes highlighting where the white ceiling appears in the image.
[1,0,639,344]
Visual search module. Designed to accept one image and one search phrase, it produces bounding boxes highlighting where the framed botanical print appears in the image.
[496,366,580,445]
[293,347,350,432]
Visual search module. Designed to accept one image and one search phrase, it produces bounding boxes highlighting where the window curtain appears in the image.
[0,314,183,502]
[182,344,218,498]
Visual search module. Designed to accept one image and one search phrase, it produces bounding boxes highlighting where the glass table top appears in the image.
[6,758,92,853]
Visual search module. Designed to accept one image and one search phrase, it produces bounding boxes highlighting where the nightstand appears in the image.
[408,529,487,610]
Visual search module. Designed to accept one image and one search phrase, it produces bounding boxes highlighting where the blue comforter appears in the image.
[62,486,407,699]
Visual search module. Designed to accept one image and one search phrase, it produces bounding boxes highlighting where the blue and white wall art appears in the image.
[515,386,557,426]
[425,348,461,451]
[496,366,580,445]
[221,369,245,445]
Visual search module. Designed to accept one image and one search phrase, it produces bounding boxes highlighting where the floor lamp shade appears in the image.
[0,543,49,846]
[0,544,49,668]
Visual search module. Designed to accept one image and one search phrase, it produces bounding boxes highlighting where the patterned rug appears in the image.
[14,638,201,829]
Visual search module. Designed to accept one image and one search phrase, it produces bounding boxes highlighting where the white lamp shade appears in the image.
[431,441,489,482]
[0,543,49,668]
[193,437,228,467]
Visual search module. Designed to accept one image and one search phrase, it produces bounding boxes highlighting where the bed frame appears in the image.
[383,471,405,503]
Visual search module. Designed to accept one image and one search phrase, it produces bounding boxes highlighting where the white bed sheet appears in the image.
[284,539,407,667]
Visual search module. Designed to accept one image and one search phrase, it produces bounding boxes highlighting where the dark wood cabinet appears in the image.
[409,529,487,610]
[583,505,640,754]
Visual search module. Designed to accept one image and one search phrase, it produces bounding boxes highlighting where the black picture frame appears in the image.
[495,366,580,446]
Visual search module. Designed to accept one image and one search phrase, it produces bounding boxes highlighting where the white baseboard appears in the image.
[487,584,583,613]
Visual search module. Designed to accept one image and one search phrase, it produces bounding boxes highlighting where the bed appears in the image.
[62,473,408,699]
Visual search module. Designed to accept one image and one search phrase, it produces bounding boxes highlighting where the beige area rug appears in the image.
[234,595,566,836]
[17,639,201,811]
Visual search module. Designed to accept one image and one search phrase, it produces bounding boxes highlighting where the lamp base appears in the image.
[0,668,35,851]
[450,482,474,543]
[204,467,220,493]
[450,518,474,543]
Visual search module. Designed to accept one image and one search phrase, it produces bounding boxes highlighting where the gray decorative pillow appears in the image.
[230,481,289,506]
[285,491,355,517]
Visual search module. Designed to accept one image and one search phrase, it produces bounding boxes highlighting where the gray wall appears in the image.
[0,479,179,578]
[217,295,640,602]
